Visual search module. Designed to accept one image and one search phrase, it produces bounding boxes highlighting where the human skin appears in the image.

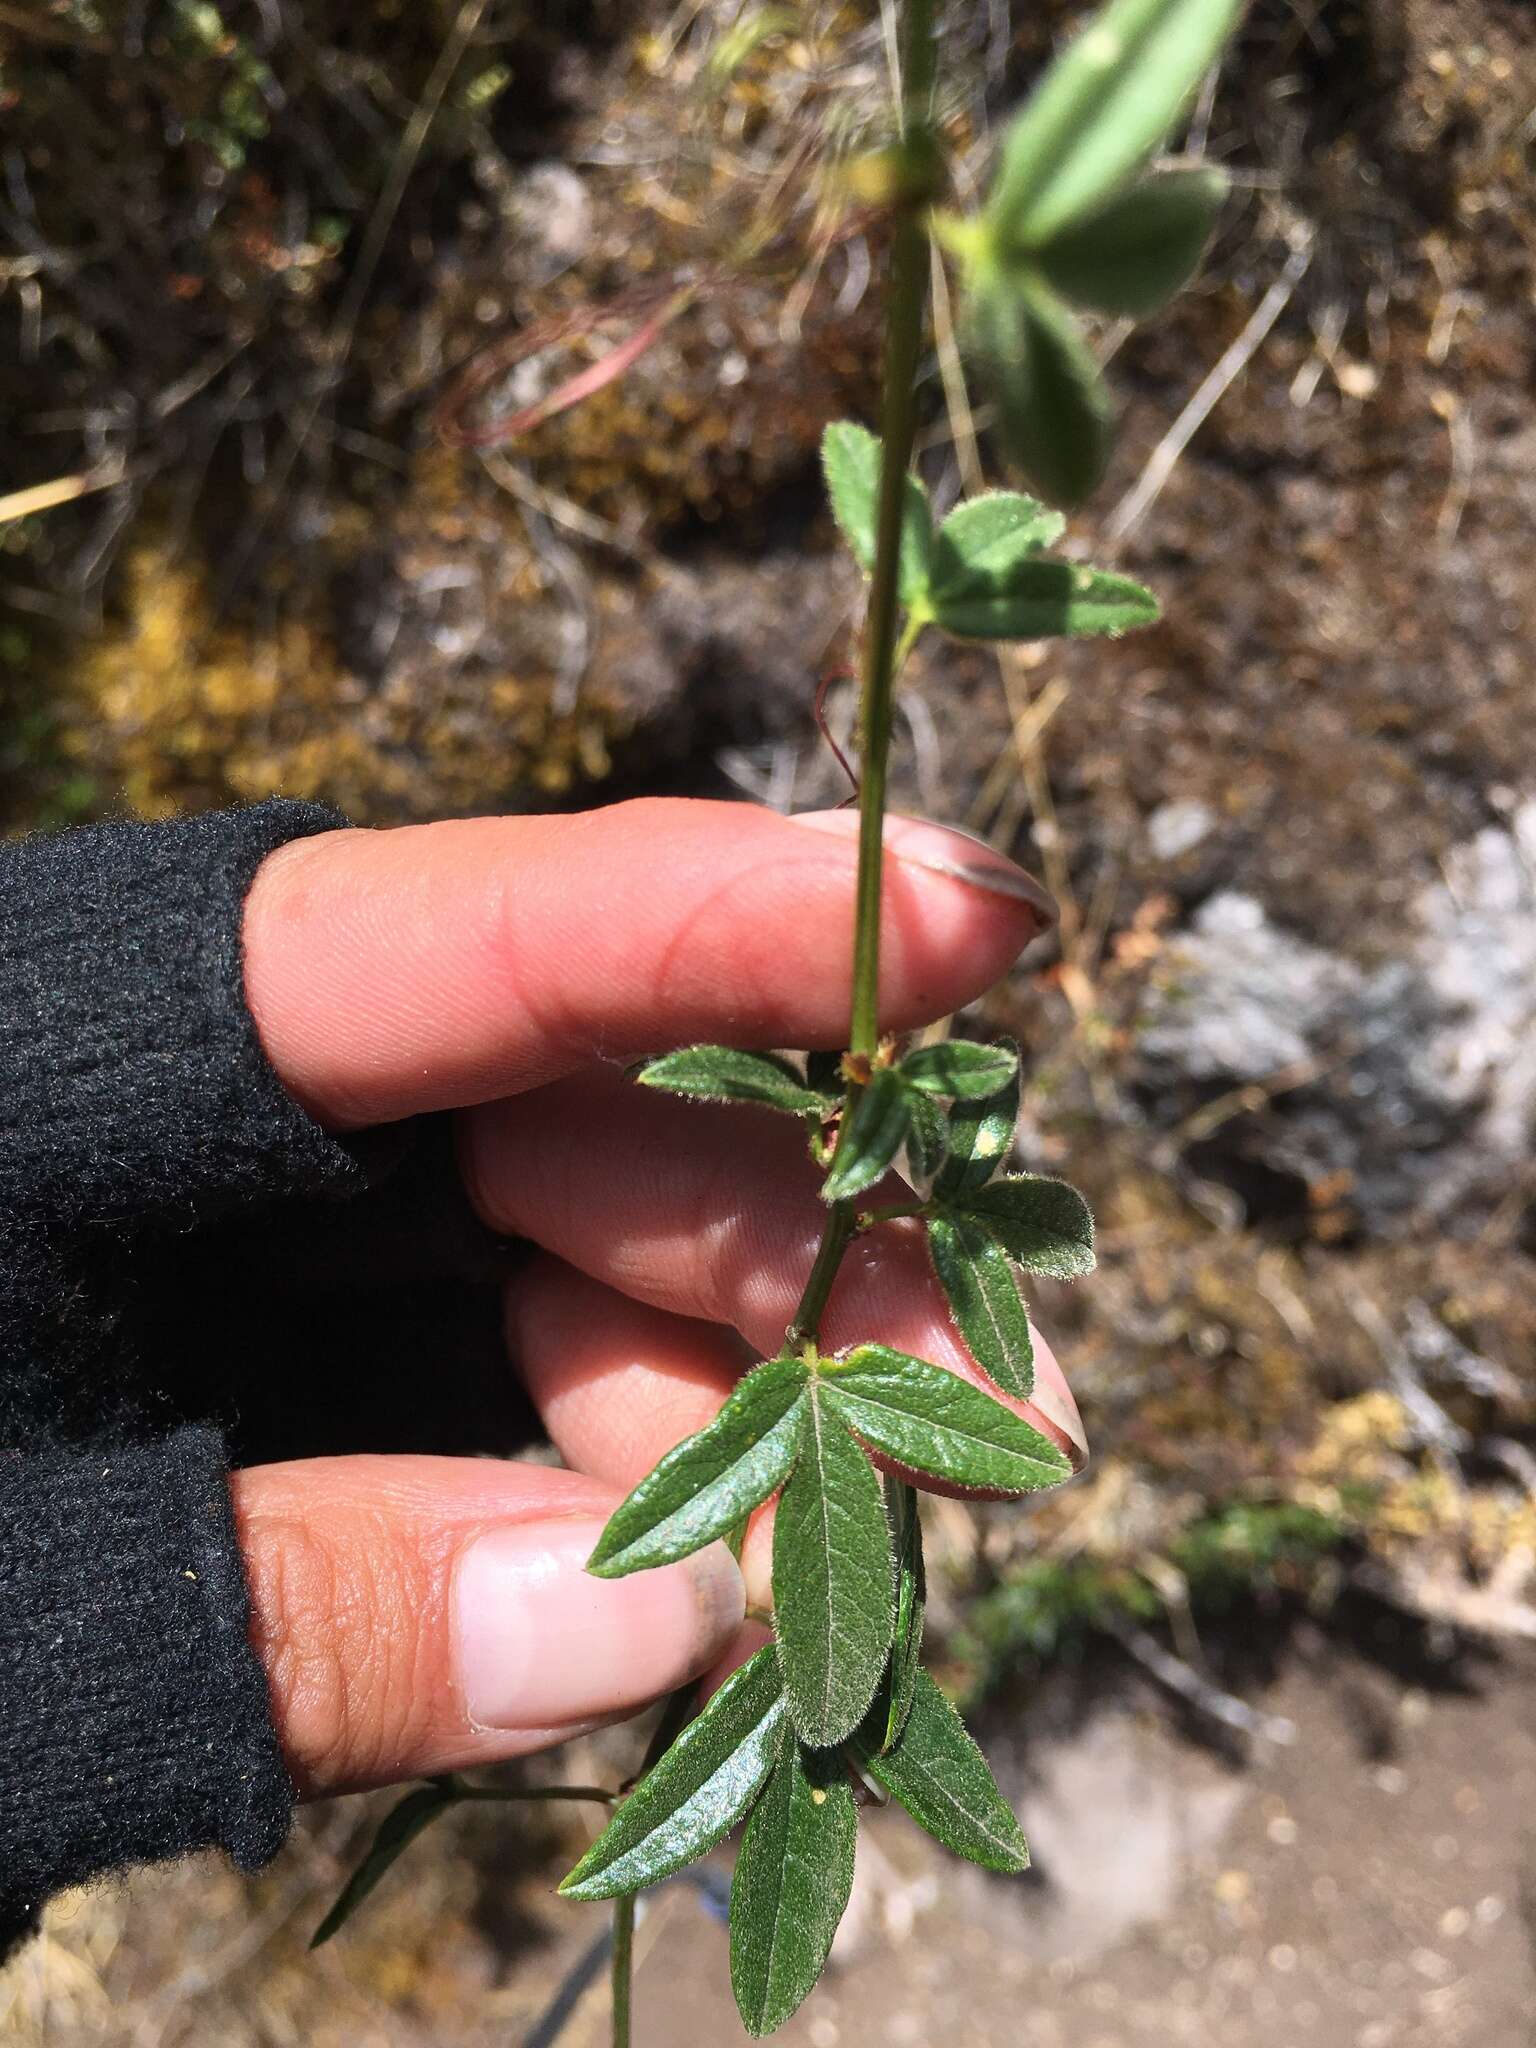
[235,798,1085,1798]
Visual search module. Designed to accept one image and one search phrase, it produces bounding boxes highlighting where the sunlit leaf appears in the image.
[927,1210,1036,1399]
[730,1744,857,2036]
[311,1780,459,1946]
[821,420,934,606]
[774,1391,895,1745]
[560,1649,786,1899]
[963,1174,1097,1279]
[1034,166,1227,317]
[933,556,1159,643]
[821,1066,911,1204]
[901,1039,1020,1100]
[966,277,1114,508]
[862,1671,1029,1872]
[989,0,1244,245]
[637,1046,829,1115]
[933,491,1065,592]
[826,1345,1070,1492]
[933,1053,1020,1201]
[588,1355,808,1577]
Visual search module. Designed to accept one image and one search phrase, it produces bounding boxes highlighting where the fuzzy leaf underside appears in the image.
[820,420,933,606]
[989,0,1244,246]
[863,1671,1030,1873]
[826,1345,1069,1492]
[636,1046,829,1116]
[587,1354,808,1576]
[773,1393,895,1746]
[927,1210,1036,1400]
[311,1781,459,1946]
[821,1065,912,1203]
[730,1745,858,2036]
[560,1648,786,1899]
[962,1174,1097,1279]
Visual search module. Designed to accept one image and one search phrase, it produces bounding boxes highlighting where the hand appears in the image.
[237,798,1084,1798]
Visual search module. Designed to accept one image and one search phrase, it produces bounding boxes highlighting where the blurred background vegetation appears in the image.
[3,1,1534,2042]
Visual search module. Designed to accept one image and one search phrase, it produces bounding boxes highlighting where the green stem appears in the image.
[788,0,936,1354]
[455,1784,617,1806]
[611,1894,635,2048]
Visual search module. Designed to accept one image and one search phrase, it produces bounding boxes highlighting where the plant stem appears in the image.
[789,0,936,1353]
[456,1784,617,1806]
[611,1895,635,2048]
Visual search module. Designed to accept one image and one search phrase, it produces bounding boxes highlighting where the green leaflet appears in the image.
[988,0,1244,246]
[825,1345,1070,1492]
[901,1039,1020,1100]
[932,491,1065,589]
[820,420,934,607]
[863,1670,1030,1873]
[311,1780,459,1947]
[636,1046,829,1116]
[587,1354,808,1577]
[964,1174,1097,1278]
[882,1478,927,1752]
[965,275,1114,509]
[729,1744,857,2037]
[560,1649,787,1900]
[773,1391,895,1746]
[821,1065,911,1203]
[933,1052,1020,1200]
[933,556,1159,643]
[927,1210,1036,1400]
[904,1086,949,1188]
[1033,166,1227,318]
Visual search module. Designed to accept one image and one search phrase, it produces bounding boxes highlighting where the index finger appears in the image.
[243,798,1054,1128]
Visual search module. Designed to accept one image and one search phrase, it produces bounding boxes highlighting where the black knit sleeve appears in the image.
[0,801,370,1954]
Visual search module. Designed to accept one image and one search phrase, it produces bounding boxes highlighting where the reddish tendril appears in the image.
[814,664,861,804]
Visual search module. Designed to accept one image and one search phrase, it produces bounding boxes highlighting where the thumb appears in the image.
[229,1456,745,1797]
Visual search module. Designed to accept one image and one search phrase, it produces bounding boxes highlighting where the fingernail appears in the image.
[792,810,1058,929]
[1029,1366,1089,1474]
[455,1519,744,1730]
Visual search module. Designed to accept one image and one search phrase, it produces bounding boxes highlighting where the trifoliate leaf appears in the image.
[820,420,934,607]
[988,0,1244,246]
[933,557,1159,642]
[933,491,1065,593]
[587,1355,808,1577]
[902,1039,1021,1100]
[636,1046,829,1116]
[904,1087,949,1189]
[773,1391,895,1745]
[821,1066,911,1204]
[862,1670,1029,1873]
[966,276,1114,508]
[962,1174,1097,1279]
[1033,166,1227,317]
[730,1744,857,2037]
[560,1648,786,1899]
[933,1051,1020,1201]
[311,1780,459,1946]
[882,1478,927,1751]
[825,1345,1070,1492]
[927,1211,1036,1400]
